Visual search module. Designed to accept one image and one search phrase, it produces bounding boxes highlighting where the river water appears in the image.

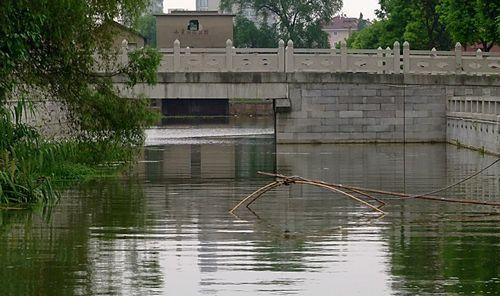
[1,119,499,295]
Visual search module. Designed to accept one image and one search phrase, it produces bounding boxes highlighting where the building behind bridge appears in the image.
[155,11,234,48]
[100,21,146,50]
[322,15,360,48]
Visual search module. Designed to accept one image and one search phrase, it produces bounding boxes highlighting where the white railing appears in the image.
[157,39,499,75]
[447,96,500,123]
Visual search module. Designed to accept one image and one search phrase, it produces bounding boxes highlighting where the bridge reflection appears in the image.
[140,139,276,183]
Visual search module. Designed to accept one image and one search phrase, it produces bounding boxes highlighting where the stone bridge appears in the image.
[114,41,500,154]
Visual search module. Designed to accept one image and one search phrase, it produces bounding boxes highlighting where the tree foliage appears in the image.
[438,0,499,51]
[0,0,160,141]
[0,0,161,204]
[233,16,279,48]
[347,20,388,49]
[378,0,452,49]
[221,0,342,48]
[348,0,498,51]
[357,13,370,31]
[348,0,452,49]
[135,14,157,47]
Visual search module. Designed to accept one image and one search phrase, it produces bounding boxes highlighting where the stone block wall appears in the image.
[277,77,447,143]
[276,73,499,149]
[7,99,73,139]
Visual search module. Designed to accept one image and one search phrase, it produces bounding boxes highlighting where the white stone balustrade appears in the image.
[447,95,500,154]
[448,96,500,123]
[155,40,500,76]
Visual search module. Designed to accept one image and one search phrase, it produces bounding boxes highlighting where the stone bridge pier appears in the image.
[116,72,500,154]
[276,73,499,146]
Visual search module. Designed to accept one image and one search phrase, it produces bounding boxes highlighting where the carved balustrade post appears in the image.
[455,42,463,74]
[285,40,294,73]
[173,39,180,72]
[120,39,129,66]
[385,47,391,74]
[226,39,233,72]
[474,49,483,75]
[393,41,400,74]
[403,41,410,73]
[377,47,383,74]
[278,39,285,72]
[340,41,347,71]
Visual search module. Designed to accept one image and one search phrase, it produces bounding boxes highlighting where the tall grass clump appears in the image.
[0,99,152,206]
[0,100,59,205]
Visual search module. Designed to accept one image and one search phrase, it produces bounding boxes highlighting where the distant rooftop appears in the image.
[323,16,359,30]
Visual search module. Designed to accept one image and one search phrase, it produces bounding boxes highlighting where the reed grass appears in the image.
[0,100,140,206]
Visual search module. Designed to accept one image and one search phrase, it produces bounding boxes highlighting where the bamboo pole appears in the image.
[230,176,386,214]
[231,163,500,217]
[257,171,386,206]
[257,171,500,207]
[333,183,500,207]
[339,186,386,206]
[246,181,284,208]
[292,180,386,214]
[229,181,282,213]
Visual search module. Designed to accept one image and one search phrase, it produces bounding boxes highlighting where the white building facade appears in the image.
[196,0,221,11]
[322,16,359,48]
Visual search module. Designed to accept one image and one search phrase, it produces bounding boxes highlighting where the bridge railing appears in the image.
[156,39,499,75]
[448,96,500,123]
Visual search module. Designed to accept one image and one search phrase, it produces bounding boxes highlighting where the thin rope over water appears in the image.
[407,158,500,199]
[230,158,500,214]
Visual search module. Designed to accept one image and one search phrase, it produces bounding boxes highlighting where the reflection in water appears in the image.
[0,121,499,295]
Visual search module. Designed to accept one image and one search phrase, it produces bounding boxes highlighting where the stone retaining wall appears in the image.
[6,99,73,139]
[446,95,500,155]
[275,74,500,153]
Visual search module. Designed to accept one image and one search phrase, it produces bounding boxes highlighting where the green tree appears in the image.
[221,0,342,48]
[0,0,161,204]
[380,0,451,49]
[233,15,279,48]
[348,0,452,49]
[135,14,157,47]
[347,20,387,49]
[438,0,499,51]
[357,13,370,31]
[0,0,160,142]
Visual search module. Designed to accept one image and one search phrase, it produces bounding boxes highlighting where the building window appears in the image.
[187,20,200,31]
[333,32,337,35]
[198,0,208,10]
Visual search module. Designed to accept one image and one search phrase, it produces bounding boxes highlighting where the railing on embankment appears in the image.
[155,40,499,76]
[447,96,500,155]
